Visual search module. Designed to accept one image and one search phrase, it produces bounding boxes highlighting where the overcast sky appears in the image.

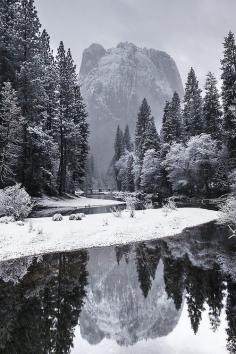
[35,0,236,88]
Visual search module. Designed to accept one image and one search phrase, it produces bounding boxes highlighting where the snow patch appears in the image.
[0,208,218,262]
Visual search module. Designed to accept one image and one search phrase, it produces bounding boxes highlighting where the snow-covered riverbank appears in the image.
[0,208,219,262]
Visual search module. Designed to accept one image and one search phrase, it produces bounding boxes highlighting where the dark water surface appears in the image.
[0,222,236,353]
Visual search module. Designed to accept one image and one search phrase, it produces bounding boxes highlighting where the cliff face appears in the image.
[79,42,184,170]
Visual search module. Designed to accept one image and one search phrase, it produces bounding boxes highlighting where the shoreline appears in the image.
[0,208,219,263]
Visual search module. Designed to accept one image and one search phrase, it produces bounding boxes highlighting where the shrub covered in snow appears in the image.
[162,199,177,216]
[0,184,33,220]
[69,214,76,220]
[0,216,14,224]
[69,214,82,220]
[52,213,63,221]
[124,195,138,218]
[17,221,24,226]
[111,206,123,217]
[113,192,139,218]
[218,197,236,229]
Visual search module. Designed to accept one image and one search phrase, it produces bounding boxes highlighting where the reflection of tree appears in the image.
[226,279,236,354]
[184,259,226,335]
[115,244,132,265]
[185,261,207,334]
[135,244,161,298]
[0,250,88,354]
[163,257,185,310]
[204,265,225,332]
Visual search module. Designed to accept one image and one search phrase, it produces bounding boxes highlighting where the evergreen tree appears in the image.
[123,124,132,151]
[135,98,151,161]
[0,0,19,87]
[183,68,203,140]
[143,116,161,153]
[113,125,124,190]
[170,92,182,143]
[0,82,23,187]
[203,72,222,141]
[221,31,236,168]
[39,29,58,133]
[125,153,135,192]
[68,84,89,191]
[114,125,124,161]
[0,0,89,196]
[56,44,89,194]
[134,98,159,189]
[161,101,170,143]
[37,29,59,194]
[15,0,50,194]
[161,93,182,144]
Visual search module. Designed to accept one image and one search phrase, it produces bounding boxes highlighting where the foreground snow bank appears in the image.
[0,208,218,262]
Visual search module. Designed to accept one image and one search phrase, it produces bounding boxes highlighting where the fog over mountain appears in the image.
[79,42,183,170]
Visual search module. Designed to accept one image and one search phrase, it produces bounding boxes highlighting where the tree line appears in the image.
[0,0,89,196]
[112,31,236,198]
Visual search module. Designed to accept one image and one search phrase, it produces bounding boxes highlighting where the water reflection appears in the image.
[0,222,235,353]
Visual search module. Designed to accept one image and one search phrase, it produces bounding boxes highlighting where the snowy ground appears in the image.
[0,208,218,262]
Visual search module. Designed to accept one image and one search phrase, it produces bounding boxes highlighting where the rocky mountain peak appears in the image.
[79,42,184,171]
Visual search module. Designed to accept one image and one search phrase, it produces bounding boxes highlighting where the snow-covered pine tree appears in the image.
[114,125,124,162]
[161,92,182,144]
[134,98,159,189]
[221,31,236,168]
[0,82,23,187]
[113,125,124,190]
[123,125,132,151]
[15,0,52,194]
[0,0,20,87]
[143,116,161,153]
[183,68,203,141]
[40,29,58,133]
[160,101,171,144]
[56,44,89,194]
[56,41,68,195]
[203,72,222,142]
[125,153,135,192]
[170,92,182,143]
[135,98,151,161]
[68,84,89,191]
[37,29,59,194]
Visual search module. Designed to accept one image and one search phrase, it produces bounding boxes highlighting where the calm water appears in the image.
[0,222,236,353]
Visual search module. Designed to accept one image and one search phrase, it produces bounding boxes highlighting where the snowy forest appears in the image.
[110,31,236,199]
[1,0,236,203]
[0,0,89,196]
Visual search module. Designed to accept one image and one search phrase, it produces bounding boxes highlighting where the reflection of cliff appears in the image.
[80,245,182,346]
